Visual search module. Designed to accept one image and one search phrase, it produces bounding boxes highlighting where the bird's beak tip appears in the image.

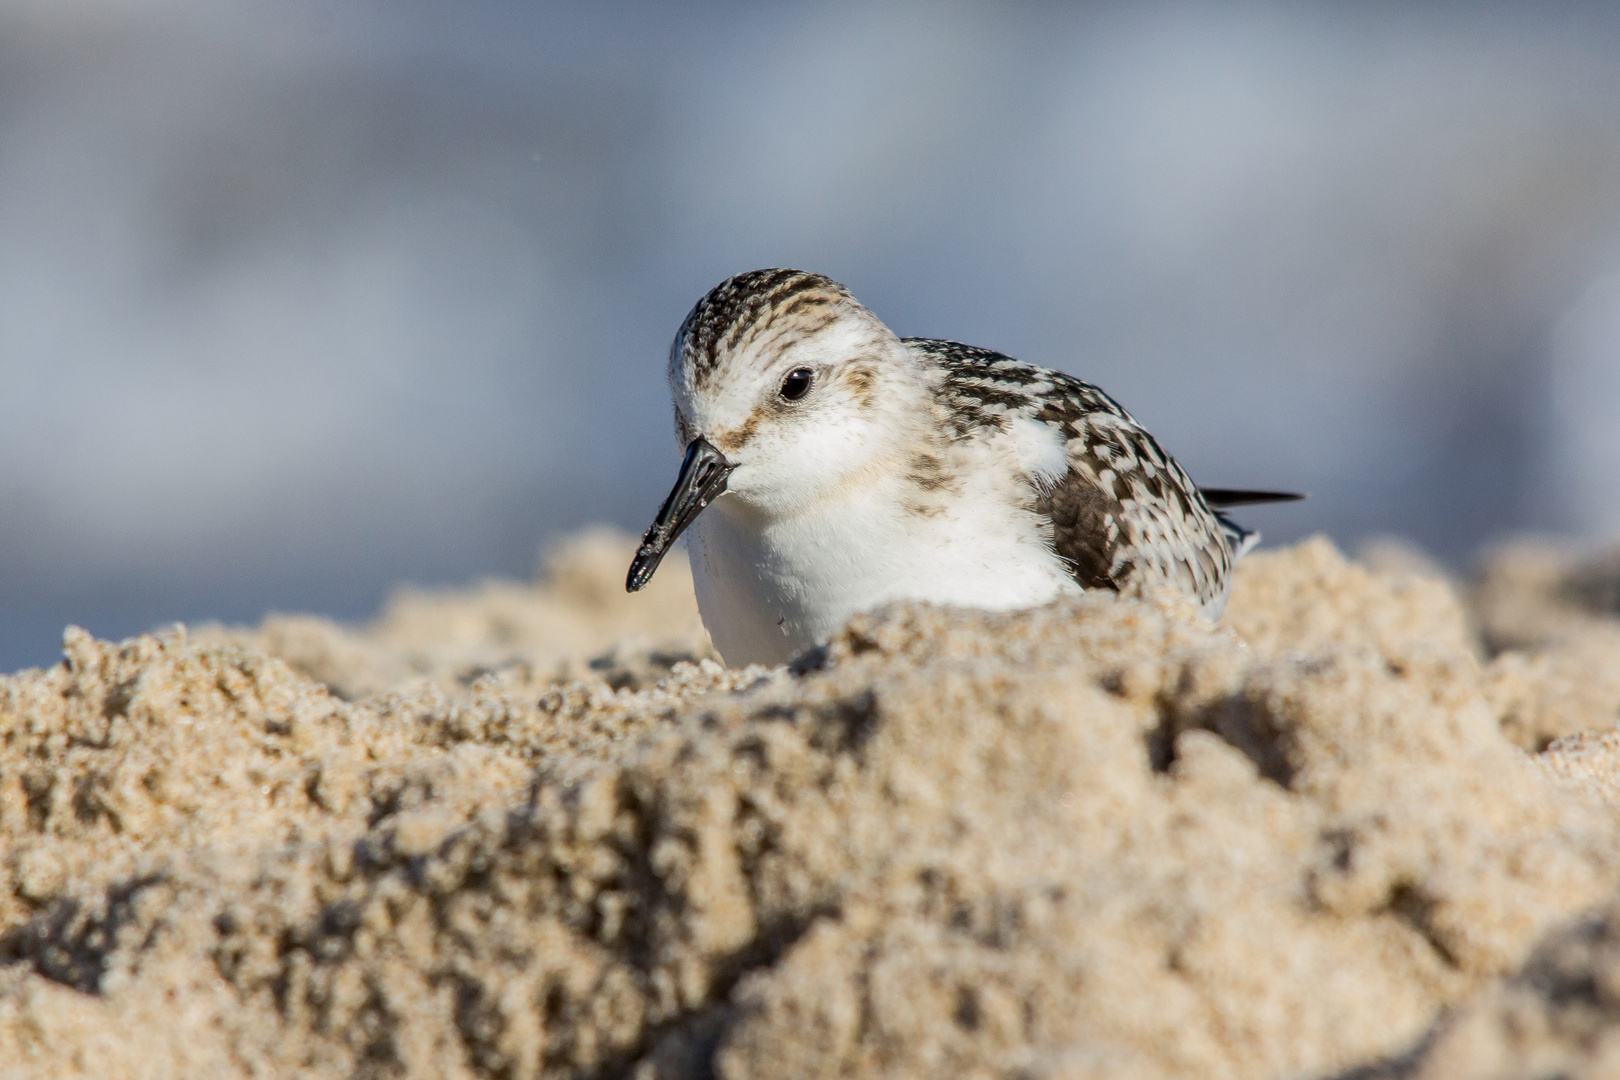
[624,438,734,594]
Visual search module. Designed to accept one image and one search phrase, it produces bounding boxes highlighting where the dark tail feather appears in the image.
[1199,488,1306,508]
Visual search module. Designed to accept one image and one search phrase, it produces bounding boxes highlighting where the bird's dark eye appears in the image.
[779,368,814,401]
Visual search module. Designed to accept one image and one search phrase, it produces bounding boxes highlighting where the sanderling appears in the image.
[627,268,1300,667]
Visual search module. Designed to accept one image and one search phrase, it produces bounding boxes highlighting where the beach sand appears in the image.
[3,530,1620,1078]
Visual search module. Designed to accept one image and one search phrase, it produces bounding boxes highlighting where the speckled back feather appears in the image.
[905,338,1240,610]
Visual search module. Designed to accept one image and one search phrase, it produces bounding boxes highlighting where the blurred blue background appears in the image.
[3,0,1620,672]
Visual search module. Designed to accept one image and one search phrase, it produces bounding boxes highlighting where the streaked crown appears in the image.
[672,268,858,390]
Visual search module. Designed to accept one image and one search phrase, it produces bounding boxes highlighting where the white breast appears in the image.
[687,447,1080,667]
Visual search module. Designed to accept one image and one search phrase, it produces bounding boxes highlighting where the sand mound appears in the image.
[4,531,1620,1078]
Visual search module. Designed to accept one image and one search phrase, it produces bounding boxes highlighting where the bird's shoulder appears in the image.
[902,337,1175,489]
[902,337,1131,437]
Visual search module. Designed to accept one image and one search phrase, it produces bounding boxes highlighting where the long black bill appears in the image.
[626,437,736,592]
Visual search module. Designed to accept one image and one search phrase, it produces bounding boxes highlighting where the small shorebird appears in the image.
[627,269,1300,667]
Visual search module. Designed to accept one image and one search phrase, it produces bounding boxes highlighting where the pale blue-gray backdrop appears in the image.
[3,0,1620,671]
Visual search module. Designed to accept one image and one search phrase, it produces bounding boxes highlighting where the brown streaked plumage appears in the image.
[902,336,1282,610]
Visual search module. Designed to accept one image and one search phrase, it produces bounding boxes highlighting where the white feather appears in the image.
[1007,416,1070,488]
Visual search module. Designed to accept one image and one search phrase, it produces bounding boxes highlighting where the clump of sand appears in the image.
[1471,539,1620,752]
[2,530,1620,1079]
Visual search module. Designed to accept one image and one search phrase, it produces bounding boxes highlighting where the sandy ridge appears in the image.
[1,533,1619,1078]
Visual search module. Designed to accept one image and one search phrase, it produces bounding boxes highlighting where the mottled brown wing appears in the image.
[905,337,1235,607]
[1031,373,1235,606]
[1033,469,1124,592]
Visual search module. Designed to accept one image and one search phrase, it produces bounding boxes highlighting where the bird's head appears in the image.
[627,268,925,591]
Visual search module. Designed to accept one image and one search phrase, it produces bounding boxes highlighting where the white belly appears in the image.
[687,488,1079,667]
